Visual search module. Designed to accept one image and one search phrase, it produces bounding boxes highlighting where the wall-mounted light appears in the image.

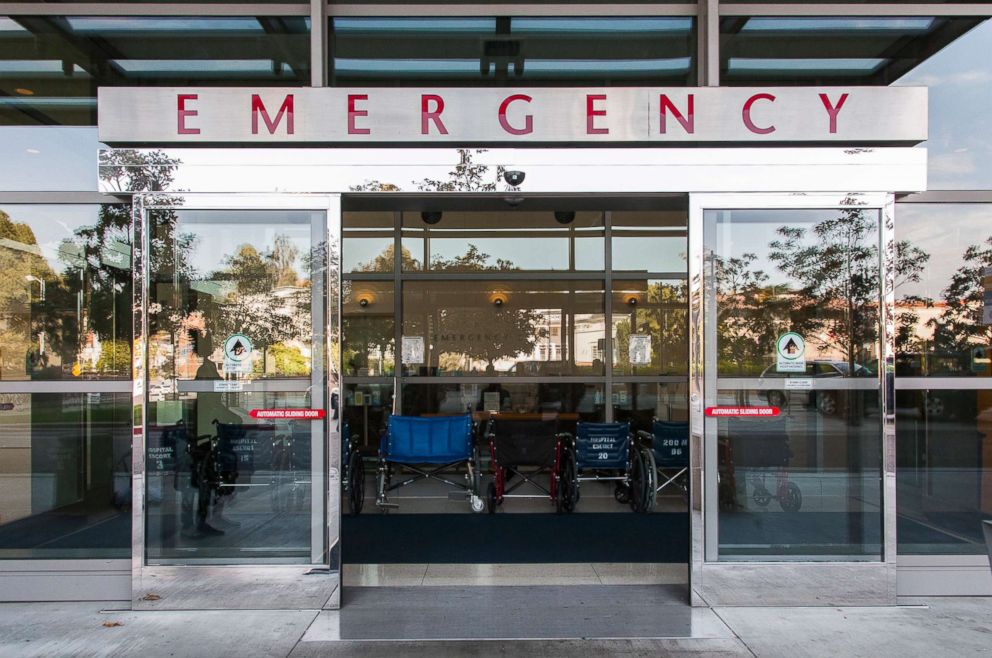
[626,295,639,307]
[421,211,442,225]
[554,211,576,225]
[358,297,371,308]
[489,292,508,308]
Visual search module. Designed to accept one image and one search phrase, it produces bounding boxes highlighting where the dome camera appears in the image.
[503,170,526,187]
[421,211,442,225]
[554,211,576,225]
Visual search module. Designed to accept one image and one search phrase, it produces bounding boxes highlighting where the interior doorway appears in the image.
[340,195,691,583]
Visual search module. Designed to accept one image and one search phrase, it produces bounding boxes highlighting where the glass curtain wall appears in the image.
[0,203,132,559]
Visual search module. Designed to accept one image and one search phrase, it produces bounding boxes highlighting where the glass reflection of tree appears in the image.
[929,235,992,357]
[203,234,312,377]
[0,212,59,378]
[715,253,789,376]
[769,200,926,375]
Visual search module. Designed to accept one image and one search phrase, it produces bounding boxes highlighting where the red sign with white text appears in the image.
[249,408,325,420]
[704,406,780,418]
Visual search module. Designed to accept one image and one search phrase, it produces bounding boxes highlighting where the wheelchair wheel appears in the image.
[640,446,657,513]
[562,448,577,513]
[614,483,631,504]
[487,482,498,514]
[778,481,802,512]
[629,448,648,513]
[347,451,364,516]
[470,446,482,500]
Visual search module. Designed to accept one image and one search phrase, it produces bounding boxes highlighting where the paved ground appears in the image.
[0,596,989,658]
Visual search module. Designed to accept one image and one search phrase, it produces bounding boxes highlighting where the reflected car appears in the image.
[759,360,873,416]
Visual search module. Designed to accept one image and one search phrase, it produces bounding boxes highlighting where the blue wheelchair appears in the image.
[375,414,484,513]
[342,421,365,515]
[637,419,690,510]
[560,422,656,513]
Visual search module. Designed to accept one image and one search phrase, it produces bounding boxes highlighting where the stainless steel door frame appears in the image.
[130,193,342,610]
[688,192,897,606]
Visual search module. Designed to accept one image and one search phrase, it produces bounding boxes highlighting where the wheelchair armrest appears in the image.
[636,430,654,440]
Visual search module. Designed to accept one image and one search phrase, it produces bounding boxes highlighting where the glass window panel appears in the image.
[331,16,695,86]
[402,210,604,273]
[0,204,131,381]
[343,281,395,377]
[895,20,992,189]
[716,389,882,559]
[343,211,397,273]
[612,279,688,376]
[612,381,689,433]
[0,16,310,125]
[344,382,393,452]
[711,207,881,377]
[0,392,131,559]
[401,280,606,377]
[896,389,992,555]
[145,390,313,562]
[719,16,983,85]
[611,210,688,273]
[148,209,318,383]
[895,204,992,377]
[0,127,103,191]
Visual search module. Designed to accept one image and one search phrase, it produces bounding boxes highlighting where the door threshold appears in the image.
[343,562,688,587]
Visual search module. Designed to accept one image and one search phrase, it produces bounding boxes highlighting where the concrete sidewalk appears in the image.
[0,597,989,658]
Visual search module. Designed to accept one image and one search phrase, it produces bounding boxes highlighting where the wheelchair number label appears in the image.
[598,451,609,460]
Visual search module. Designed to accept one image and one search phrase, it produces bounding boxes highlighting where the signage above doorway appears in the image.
[97,86,927,145]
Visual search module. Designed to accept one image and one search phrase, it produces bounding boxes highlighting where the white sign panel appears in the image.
[784,378,813,390]
[98,87,927,144]
[402,336,425,365]
[629,334,652,366]
[223,333,253,375]
[776,332,806,373]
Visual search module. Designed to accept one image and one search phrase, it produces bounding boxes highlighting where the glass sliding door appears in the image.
[133,194,341,608]
[700,198,889,562]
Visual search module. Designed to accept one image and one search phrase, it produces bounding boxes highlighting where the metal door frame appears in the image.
[130,193,343,609]
[688,192,897,606]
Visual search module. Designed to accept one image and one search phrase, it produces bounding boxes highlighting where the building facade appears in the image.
[0,2,990,608]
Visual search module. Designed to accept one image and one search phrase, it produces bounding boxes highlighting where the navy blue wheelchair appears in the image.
[559,421,656,513]
[374,414,484,513]
[637,419,690,510]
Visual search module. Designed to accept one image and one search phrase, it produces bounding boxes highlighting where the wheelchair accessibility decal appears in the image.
[249,408,326,420]
[705,406,780,417]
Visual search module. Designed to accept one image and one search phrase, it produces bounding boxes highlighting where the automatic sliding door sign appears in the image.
[249,408,326,420]
[704,406,780,417]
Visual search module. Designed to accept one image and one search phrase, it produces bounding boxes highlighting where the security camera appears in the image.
[421,211,442,225]
[554,211,576,225]
[503,170,525,187]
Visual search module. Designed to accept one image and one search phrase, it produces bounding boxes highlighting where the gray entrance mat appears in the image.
[329,585,702,640]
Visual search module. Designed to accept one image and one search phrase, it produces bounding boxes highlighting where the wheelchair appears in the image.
[559,422,656,513]
[727,417,802,512]
[636,419,690,511]
[374,414,484,513]
[342,421,365,515]
[485,415,568,513]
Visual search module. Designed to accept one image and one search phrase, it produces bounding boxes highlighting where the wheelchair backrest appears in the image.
[386,414,473,463]
[490,418,558,467]
[574,422,630,470]
[726,417,792,468]
[651,420,690,468]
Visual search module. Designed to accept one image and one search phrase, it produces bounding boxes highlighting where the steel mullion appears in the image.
[0,4,311,16]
